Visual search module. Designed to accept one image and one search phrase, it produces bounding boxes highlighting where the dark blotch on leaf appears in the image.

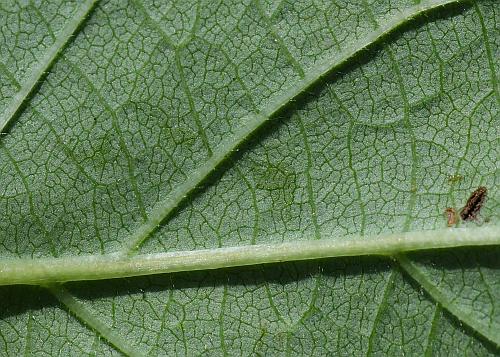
[459,186,487,221]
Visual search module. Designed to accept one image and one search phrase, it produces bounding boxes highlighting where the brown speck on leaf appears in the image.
[459,186,487,221]
[444,207,457,227]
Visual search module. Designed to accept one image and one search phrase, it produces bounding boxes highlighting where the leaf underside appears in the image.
[0,0,499,356]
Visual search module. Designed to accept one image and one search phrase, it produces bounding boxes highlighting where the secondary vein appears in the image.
[121,0,466,255]
[0,0,98,135]
[397,254,500,348]
[46,284,144,357]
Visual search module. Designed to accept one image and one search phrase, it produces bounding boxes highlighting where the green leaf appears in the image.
[0,0,498,355]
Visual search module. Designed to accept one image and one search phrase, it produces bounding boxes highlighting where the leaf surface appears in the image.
[0,0,499,355]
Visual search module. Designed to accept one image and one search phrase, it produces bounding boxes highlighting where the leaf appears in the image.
[0,0,499,355]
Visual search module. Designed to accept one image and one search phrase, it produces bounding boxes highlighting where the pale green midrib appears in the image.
[0,0,98,134]
[46,285,144,357]
[397,254,500,348]
[1,227,498,286]
[122,0,465,255]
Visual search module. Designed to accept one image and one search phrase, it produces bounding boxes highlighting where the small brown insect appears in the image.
[444,207,457,227]
[459,186,488,221]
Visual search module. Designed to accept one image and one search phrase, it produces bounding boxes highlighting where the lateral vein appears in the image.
[47,284,144,357]
[0,0,98,134]
[121,0,466,255]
